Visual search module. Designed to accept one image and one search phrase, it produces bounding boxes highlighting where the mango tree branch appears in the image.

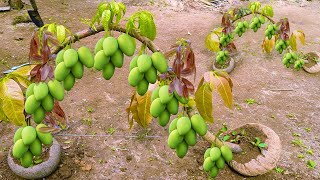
[53,24,161,54]
[232,11,275,24]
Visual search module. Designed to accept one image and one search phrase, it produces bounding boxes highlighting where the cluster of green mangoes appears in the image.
[55,46,94,91]
[282,52,305,69]
[249,16,265,32]
[94,34,136,80]
[25,80,64,124]
[128,52,168,96]
[234,21,249,37]
[264,24,278,40]
[203,145,233,178]
[215,50,230,65]
[12,124,53,168]
[219,33,234,47]
[275,39,290,54]
[167,114,207,158]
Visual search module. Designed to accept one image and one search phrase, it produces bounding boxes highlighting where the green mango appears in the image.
[94,38,105,54]
[48,80,65,101]
[184,129,197,146]
[54,62,70,81]
[203,157,214,172]
[151,52,168,73]
[63,49,78,68]
[190,114,207,136]
[145,66,157,84]
[21,126,37,145]
[20,151,33,168]
[151,86,160,101]
[14,127,24,143]
[55,49,65,65]
[30,138,42,156]
[25,95,41,114]
[33,82,49,101]
[41,94,54,112]
[204,148,212,159]
[220,145,233,162]
[210,166,219,178]
[136,79,149,96]
[169,118,178,133]
[26,83,35,98]
[63,73,75,91]
[158,109,170,127]
[176,117,191,135]
[103,37,118,56]
[33,107,45,124]
[167,129,183,149]
[110,49,124,68]
[159,85,173,104]
[78,46,94,68]
[102,63,115,80]
[210,147,221,162]
[216,157,225,169]
[150,98,166,118]
[129,56,138,71]
[71,61,84,79]
[12,139,28,159]
[137,54,152,73]
[166,97,178,115]
[117,34,136,56]
[128,67,144,87]
[176,141,188,158]
[36,124,53,145]
[94,50,110,71]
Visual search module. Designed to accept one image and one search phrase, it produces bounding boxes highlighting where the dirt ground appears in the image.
[0,0,319,179]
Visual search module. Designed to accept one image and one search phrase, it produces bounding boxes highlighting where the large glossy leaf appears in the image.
[290,30,305,51]
[195,82,214,123]
[215,76,233,109]
[0,78,26,126]
[11,65,36,77]
[56,25,66,43]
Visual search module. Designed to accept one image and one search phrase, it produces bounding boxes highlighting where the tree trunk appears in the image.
[9,0,23,10]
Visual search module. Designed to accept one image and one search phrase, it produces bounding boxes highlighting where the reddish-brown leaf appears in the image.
[173,78,183,96]
[226,42,237,54]
[40,63,52,81]
[181,78,194,93]
[30,64,41,78]
[53,101,66,118]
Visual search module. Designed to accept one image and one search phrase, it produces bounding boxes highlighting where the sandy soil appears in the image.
[0,0,319,179]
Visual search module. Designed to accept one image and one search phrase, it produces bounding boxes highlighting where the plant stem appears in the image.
[53,24,161,54]
[232,11,275,24]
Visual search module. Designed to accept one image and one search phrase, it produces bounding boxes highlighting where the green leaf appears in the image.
[290,30,305,51]
[195,82,214,123]
[47,23,56,34]
[261,5,274,17]
[215,75,233,109]
[223,135,230,141]
[0,99,8,122]
[102,10,111,32]
[0,78,26,126]
[56,25,66,43]
[258,143,267,148]
[138,11,157,40]
[307,160,316,169]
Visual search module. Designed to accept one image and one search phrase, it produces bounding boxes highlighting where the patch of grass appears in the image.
[291,138,306,148]
[307,160,316,169]
[275,167,284,173]
[235,103,242,110]
[81,118,92,126]
[286,113,297,119]
[87,107,94,113]
[304,127,311,132]
[106,127,115,135]
[292,132,301,137]
[297,154,305,159]
[245,98,257,105]
[306,149,314,155]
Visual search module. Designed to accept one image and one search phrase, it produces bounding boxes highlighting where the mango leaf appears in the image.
[214,75,233,109]
[56,25,66,43]
[195,82,214,123]
[102,10,111,32]
[261,5,273,17]
[290,30,305,51]
[205,31,220,52]
[262,36,275,54]
[138,11,156,40]
[0,99,8,122]
[0,78,26,126]
[11,65,36,77]
[47,23,56,34]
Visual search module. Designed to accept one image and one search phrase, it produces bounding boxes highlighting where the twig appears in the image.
[232,11,276,24]
[53,24,161,54]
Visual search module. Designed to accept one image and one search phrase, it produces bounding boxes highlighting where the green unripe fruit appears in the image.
[249,23,255,29]
[33,107,45,124]
[253,17,259,24]
[235,27,240,34]
[169,118,178,133]
[216,157,225,169]
[151,87,160,101]
[26,83,35,98]
[22,126,37,145]
[33,82,48,101]
[159,85,173,104]
[137,79,149,96]
[259,16,265,24]
[63,49,78,68]
[243,21,249,28]
[145,66,157,84]
[176,141,188,158]
[210,147,221,161]
[30,138,42,156]
[254,27,258,32]
[151,52,168,73]
[63,73,75,91]
[129,56,138,71]
[94,50,110,71]
[94,38,105,54]
[292,53,297,59]
[176,117,191,136]
[204,148,212,159]
[117,34,136,56]
[48,80,64,101]
[102,63,115,80]
[137,54,152,73]
[20,151,33,168]
[158,109,170,127]
[285,53,292,60]
[268,34,272,40]
[174,91,189,104]
[25,95,41,114]
[167,129,184,149]
[12,139,28,158]
[191,114,207,136]
[150,98,166,118]
[78,46,94,68]
[71,61,84,79]
[210,166,219,178]
[54,62,70,81]
[264,30,269,36]
[103,37,118,56]
[203,157,215,172]
[282,58,289,65]
[128,67,144,87]
[41,94,54,112]
[220,145,233,162]
[14,128,23,143]
[36,124,53,145]
[111,49,124,68]
[55,49,65,65]
[167,97,178,115]
[184,129,197,146]
[237,22,243,29]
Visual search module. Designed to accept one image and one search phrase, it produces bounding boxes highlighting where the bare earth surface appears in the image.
[0,0,320,179]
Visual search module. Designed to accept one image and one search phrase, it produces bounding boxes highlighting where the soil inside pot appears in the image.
[214,57,231,69]
[302,52,319,68]
[11,144,51,167]
[223,124,267,164]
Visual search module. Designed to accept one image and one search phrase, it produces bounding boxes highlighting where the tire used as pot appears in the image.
[212,57,235,74]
